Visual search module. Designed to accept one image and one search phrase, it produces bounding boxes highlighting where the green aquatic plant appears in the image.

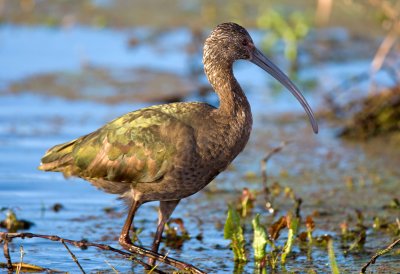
[252,214,268,272]
[224,206,247,263]
[327,238,340,274]
[338,211,367,254]
[281,213,299,264]
[346,229,367,253]
[383,198,400,210]
[373,216,400,236]
[266,216,286,270]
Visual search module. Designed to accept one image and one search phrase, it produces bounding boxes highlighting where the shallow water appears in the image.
[1,24,399,273]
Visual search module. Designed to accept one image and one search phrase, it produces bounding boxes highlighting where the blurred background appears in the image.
[0,0,399,273]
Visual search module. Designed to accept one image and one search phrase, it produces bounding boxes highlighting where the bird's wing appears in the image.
[40,107,195,184]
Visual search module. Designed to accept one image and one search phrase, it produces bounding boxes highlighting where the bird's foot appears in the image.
[147,248,158,266]
[118,234,133,249]
[118,235,155,259]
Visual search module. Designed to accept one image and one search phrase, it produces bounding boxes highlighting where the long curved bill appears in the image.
[250,48,318,134]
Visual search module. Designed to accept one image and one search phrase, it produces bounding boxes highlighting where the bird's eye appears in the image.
[242,39,249,46]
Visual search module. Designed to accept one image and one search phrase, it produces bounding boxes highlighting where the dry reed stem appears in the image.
[261,141,289,211]
[371,27,398,74]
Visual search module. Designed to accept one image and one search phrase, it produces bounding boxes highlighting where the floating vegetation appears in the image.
[51,203,64,212]
[382,198,400,210]
[0,210,33,233]
[164,218,190,249]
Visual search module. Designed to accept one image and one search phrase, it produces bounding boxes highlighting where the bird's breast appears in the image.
[196,111,252,173]
[133,109,253,202]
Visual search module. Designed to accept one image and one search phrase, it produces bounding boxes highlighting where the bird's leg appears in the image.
[119,199,141,246]
[148,200,180,265]
[119,199,201,273]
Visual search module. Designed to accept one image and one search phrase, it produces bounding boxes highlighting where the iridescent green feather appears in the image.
[38,104,200,184]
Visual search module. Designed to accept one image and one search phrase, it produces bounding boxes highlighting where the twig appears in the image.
[360,237,400,273]
[0,232,166,274]
[260,141,289,213]
[120,241,204,273]
[2,237,12,271]
[61,240,85,274]
[371,27,398,74]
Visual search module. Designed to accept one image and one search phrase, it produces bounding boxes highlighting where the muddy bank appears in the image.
[339,85,400,141]
[8,67,194,104]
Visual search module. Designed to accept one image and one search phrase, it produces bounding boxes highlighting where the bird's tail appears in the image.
[38,139,77,174]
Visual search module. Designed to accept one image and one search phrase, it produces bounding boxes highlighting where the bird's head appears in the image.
[204,22,318,134]
[204,22,255,63]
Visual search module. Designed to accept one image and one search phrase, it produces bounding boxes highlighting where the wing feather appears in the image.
[40,107,191,185]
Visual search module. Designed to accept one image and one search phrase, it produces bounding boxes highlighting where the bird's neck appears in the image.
[204,63,251,118]
[203,61,253,164]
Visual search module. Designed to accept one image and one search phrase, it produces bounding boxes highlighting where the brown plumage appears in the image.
[39,22,318,268]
